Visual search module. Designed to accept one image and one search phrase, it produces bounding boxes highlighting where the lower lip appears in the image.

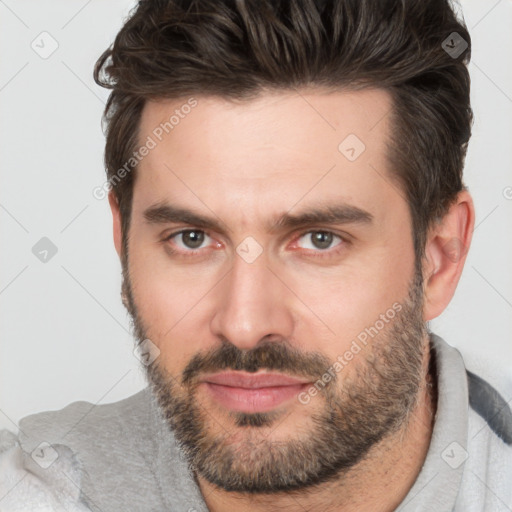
[203,382,310,413]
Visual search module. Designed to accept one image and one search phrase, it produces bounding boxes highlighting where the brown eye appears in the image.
[167,230,211,251]
[180,230,205,249]
[297,231,341,251]
[311,232,333,249]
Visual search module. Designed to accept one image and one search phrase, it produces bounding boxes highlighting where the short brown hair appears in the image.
[94,0,472,263]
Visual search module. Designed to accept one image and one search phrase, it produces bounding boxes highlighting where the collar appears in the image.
[396,333,469,511]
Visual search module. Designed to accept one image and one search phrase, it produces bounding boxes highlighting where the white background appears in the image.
[1,0,511,432]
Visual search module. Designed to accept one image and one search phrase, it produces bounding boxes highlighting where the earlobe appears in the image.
[108,190,123,259]
[422,191,475,321]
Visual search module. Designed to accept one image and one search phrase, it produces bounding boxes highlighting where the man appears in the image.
[1,0,511,511]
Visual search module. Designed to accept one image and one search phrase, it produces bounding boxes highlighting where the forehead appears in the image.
[139,87,391,157]
[132,88,405,230]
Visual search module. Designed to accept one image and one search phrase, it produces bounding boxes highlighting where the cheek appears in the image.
[128,234,212,319]
[282,250,414,346]
[127,243,223,370]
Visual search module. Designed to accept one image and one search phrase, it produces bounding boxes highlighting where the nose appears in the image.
[210,249,294,351]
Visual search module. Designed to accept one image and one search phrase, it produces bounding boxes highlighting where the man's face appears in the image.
[120,89,427,491]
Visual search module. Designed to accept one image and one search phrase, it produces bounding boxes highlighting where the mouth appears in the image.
[199,371,312,414]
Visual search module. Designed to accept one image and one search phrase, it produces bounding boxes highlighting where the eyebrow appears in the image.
[143,202,373,234]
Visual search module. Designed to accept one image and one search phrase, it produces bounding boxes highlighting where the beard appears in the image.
[121,259,428,494]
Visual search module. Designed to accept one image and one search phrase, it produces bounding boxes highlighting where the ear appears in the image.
[108,190,123,260]
[422,190,475,321]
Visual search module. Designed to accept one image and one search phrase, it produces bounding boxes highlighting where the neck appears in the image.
[197,339,437,512]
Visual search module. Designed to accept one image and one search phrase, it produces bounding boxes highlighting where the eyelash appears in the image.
[162,229,348,259]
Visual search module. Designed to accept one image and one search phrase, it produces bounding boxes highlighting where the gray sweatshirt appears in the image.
[1,334,511,511]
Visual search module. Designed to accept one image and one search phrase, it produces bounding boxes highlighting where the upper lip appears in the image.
[201,371,311,389]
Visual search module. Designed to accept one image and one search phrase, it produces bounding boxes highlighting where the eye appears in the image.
[163,228,347,259]
[166,229,213,252]
[295,231,343,252]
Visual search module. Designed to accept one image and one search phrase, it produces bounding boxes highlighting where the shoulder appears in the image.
[0,428,92,511]
[0,388,154,511]
[456,369,512,510]
[17,387,152,452]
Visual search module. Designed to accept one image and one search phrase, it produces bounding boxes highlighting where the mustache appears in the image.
[181,340,333,387]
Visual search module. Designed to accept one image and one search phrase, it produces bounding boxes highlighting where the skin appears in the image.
[109,88,474,511]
